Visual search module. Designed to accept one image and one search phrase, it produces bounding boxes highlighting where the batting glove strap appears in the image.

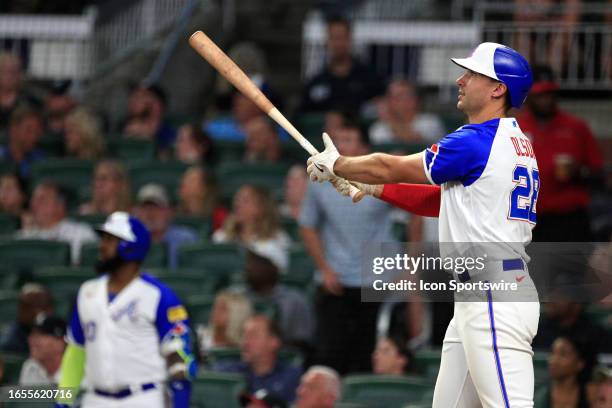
[306,132,340,182]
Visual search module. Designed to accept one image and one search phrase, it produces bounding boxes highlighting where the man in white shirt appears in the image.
[16,181,97,264]
[19,314,66,385]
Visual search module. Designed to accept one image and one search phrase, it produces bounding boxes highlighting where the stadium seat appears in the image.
[213,140,244,163]
[296,113,325,148]
[1,354,26,385]
[145,269,211,300]
[30,159,94,202]
[0,292,18,329]
[341,375,433,408]
[33,267,91,299]
[533,351,550,385]
[283,245,315,291]
[192,372,246,408]
[413,349,441,380]
[80,241,166,268]
[108,138,155,161]
[128,160,188,199]
[173,215,212,239]
[178,243,244,280]
[0,213,20,236]
[280,216,299,241]
[73,214,107,229]
[205,346,303,369]
[38,133,64,157]
[0,161,16,176]
[185,294,215,325]
[0,240,70,268]
[217,162,290,201]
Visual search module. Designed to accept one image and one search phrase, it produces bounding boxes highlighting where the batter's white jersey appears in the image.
[423,117,539,249]
[68,273,189,390]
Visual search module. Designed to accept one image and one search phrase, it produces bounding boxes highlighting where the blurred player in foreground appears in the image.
[308,43,540,407]
[56,212,196,407]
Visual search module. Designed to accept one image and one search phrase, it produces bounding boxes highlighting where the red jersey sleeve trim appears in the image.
[380,184,441,217]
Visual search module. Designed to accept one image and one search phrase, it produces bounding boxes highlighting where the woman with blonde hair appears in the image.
[79,159,131,215]
[64,107,105,160]
[177,165,228,232]
[212,184,290,250]
[197,291,253,355]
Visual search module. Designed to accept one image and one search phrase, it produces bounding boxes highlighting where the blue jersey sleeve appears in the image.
[423,120,498,186]
[68,302,85,346]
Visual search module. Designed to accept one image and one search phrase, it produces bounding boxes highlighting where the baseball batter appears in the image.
[307,43,540,407]
[56,212,197,408]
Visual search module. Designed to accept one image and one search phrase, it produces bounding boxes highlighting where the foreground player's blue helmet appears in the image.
[451,42,533,108]
[96,212,151,262]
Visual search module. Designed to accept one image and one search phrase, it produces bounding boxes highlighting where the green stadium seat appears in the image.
[192,372,246,408]
[0,292,18,329]
[73,214,107,229]
[283,245,315,291]
[217,162,290,201]
[533,351,550,385]
[280,217,299,241]
[213,140,244,163]
[30,159,94,202]
[178,243,244,279]
[1,354,26,385]
[128,160,188,199]
[206,346,303,369]
[173,215,212,239]
[341,375,433,408]
[0,213,20,236]
[413,349,441,380]
[0,161,16,176]
[108,138,155,161]
[166,113,196,129]
[38,133,64,157]
[33,267,92,299]
[80,241,166,268]
[145,269,211,300]
[296,113,325,148]
[185,294,215,325]
[0,267,22,291]
[0,240,70,268]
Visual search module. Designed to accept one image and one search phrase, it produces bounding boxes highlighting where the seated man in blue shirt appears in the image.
[213,314,302,404]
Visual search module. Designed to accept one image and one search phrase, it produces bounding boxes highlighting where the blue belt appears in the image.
[94,383,156,399]
[457,258,524,283]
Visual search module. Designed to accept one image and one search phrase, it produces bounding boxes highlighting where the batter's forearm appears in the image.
[334,152,428,184]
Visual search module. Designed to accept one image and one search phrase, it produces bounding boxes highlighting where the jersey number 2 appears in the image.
[509,165,539,224]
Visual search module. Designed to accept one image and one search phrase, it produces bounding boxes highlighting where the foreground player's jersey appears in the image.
[423,117,539,251]
[68,273,189,389]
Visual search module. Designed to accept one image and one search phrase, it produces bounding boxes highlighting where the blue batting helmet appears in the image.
[451,42,533,108]
[96,212,151,262]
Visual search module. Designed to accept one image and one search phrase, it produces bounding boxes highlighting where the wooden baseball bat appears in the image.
[188,30,364,202]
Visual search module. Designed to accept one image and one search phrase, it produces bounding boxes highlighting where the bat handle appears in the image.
[349,184,365,203]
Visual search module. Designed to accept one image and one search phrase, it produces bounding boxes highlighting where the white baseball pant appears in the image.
[432,298,540,408]
[81,387,165,408]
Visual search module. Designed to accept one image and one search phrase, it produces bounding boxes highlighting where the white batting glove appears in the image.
[330,178,378,202]
[306,132,340,183]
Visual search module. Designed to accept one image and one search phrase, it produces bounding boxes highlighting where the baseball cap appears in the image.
[530,65,560,94]
[239,389,287,408]
[96,211,137,242]
[247,241,288,273]
[32,314,67,338]
[137,183,170,207]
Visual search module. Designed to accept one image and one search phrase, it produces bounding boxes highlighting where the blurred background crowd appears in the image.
[0,0,611,407]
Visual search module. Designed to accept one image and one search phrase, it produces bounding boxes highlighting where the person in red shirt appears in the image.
[518,65,603,242]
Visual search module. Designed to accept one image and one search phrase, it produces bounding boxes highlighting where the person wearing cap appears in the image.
[228,242,315,350]
[56,212,197,407]
[517,65,603,242]
[133,183,199,270]
[307,42,542,406]
[19,314,66,385]
[213,314,302,404]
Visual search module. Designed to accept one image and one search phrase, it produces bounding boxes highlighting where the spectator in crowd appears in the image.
[174,123,215,165]
[533,301,612,354]
[16,181,97,264]
[177,165,228,232]
[369,79,445,144]
[0,106,45,178]
[294,366,341,408]
[205,90,262,142]
[299,123,395,375]
[63,107,105,160]
[590,366,612,408]
[518,65,603,242]
[123,84,176,154]
[19,314,66,385]
[133,183,199,270]
[534,334,595,408]
[230,243,315,349]
[372,335,412,376]
[0,173,28,217]
[197,291,253,356]
[43,83,76,137]
[300,16,384,114]
[213,184,291,253]
[240,389,287,408]
[279,165,308,220]
[213,314,302,404]
[243,117,282,164]
[0,283,54,355]
[0,52,38,130]
[79,159,131,215]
